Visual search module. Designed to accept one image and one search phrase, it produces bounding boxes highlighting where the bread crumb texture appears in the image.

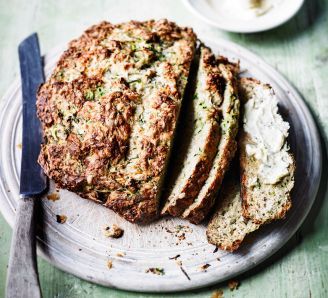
[103,224,124,238]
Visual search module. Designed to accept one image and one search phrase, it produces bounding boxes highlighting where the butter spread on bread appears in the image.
[243,82,292,185]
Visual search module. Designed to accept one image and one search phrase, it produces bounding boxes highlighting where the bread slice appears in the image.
[37,20,197,223]
[239,78,295,225]
[182,57,240,224]
[206,174,259,252]
[161,47,223,217]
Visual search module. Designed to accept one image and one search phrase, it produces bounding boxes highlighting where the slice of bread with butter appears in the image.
[239,78,295,225]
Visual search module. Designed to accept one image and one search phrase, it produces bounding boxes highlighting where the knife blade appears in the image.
[6,33,46,298]
[18,33,47,197]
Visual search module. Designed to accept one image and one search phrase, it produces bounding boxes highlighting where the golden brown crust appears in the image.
[37,20,196,223]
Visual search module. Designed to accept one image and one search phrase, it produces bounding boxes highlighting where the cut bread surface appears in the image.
[239,78,295,225]
[161,47,223,217]
[182,57,240,224]
[207,174,259,252]
[37,20,196,223]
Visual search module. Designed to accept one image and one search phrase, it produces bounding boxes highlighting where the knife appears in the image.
[6,33,47,298]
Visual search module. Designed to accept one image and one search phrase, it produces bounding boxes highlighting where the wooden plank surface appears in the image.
[0,0,327,297]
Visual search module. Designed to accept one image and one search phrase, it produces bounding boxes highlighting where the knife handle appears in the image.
[6,197,41,298]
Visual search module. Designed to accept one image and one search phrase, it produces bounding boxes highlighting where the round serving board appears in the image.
[0,38,322,292]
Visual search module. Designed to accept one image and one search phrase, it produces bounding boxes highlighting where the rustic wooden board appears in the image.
[0,37,321,293]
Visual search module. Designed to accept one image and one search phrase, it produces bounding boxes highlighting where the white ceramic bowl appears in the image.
[183,0,304,33]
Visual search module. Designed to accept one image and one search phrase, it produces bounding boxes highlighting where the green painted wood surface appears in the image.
[0,0,327,297]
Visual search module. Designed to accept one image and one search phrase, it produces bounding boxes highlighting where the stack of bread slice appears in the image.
[162,47,240,224]
[182,57,240,224]
[161,67,295,251]
[161,47,223,217]
[207,78,295,251]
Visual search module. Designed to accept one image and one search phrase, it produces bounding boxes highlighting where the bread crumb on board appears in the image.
[107,260,113,269]
[145,268,165,275]
[116,251,125,257]
[211,289,224,298]
[228,280,239,290]
[103,224,124,238]
[199,263,211,272]
[47,192,60,202]
[56,215,67,224]
[211,290,223,298]
[165,225,193,245]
